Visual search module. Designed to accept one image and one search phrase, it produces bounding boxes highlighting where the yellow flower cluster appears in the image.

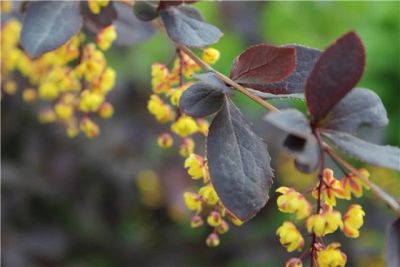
[276,168,368,266]
[88,0,109,14]
[1,18,117,138]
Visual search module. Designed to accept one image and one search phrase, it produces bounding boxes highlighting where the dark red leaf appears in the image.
[230,44,296,88]
[81,1,117,33]
[305,32,366,122]
[133,1,159,21]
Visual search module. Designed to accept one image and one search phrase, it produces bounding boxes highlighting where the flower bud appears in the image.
[206,233,220,247]
[190,215,204,228]
[157,132,173,148]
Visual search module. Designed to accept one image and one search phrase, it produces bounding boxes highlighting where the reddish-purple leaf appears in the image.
[81,1,117,33]
[230,44,296,86]
[305,32,366,122]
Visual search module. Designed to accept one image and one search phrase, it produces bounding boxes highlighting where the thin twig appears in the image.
[324,144,400,217]
[176,45,279,112]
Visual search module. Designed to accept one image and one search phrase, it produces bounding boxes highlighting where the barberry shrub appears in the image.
[1,1,399,266]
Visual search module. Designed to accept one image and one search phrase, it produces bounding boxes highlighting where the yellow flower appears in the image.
[276,221,304,252]
[22,88,37,103]
[147,94,176,123]
[196,118,209,136]
[184,154,205,179]
[88,0,109,14]
[312,168,347,206]
[38,108,57,124]
[179,137,195,157]
[206,233,220,247]
[198,184,219,205]
[207,211,222,227]
[4,80,17,95]
[80,118,100,138]
[316,243,347,267]
[276,187,312,220]
[202,48,220,65]
[39,82,59,100]
[171,115,198,137]
[157,132,173,148]
[341,169,370,199]
[306,208,343,237]
[55,103,74,120]
[79,90,105,112]
[183,192,202,212]
[285,258,303,267]
[151,63,171,94]
[96,25,117,51]
[343,204,365,238]
[98,102,114,119]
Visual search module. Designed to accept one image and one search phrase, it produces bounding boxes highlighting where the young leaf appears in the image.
[321,88,388,134]
[81,1,117,32]
[305,32,366,122]
[21,1,83,58]
[160,6,223,47]
[264,109,320,173]
[113,2,155,46]
[230,44,296,87]
[385,218,400,267]
[207,98,273,221]
[322,130,400,171]
[179,82,225,118]
[257,45,321,94]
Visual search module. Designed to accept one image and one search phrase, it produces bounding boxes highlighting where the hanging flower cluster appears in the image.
[148,47,242,246]
[1,11,117,138]
[276,168,368,267]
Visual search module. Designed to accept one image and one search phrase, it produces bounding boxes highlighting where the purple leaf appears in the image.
[322,130,400,171]
[21,1,83,58]
[321,88,388,134]
[160,6,222,48]
[256,45,321,94]
[81,1,117,33]
[305,32,366,122]
[207,97,273,221]
[230,44,296,87]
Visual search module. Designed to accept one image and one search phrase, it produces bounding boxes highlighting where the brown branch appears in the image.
[324,144,400,217]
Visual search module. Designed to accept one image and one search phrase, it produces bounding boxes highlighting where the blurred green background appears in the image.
[2,1,399,267]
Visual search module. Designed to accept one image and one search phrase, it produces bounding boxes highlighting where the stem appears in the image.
[176,45,279,112]
[309,130,326,267]
[324,144,400,217]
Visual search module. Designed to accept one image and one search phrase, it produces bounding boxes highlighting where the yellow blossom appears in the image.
[306,208,343,237]
[55,103,74,120]
[343,204,365,238]
[179,137,195,157]
[198,184,219,205]
[202,48,220,65]
[88,0,109,14]
[151,63,171,94]
[197,118,209,136]
[96,25,117,50]
[312,168,347,206]
[183,192,202,212]
[38,108,57,124]
[276,221,304,252]
[184,154,205,179]
[207,211,222,227]
[98,102,114,118]
[341,169,370,199]
[276,187,312,220]
[80,118,100,138]
[316,243,347,267]
[147,94,176,123]
[38,82,59,100]
[171,115,198,137]
[22,88,37,103]
[157,132,174,148]
[79,90,105,112]
[4,80,17,95]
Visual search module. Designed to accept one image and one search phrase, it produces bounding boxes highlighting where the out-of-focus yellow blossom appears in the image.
[55,103,74,120]
[276,187,312,220]
[184,154,205,179]
[169,83,191,106]
[66,119,79,138]
[136,170,163,208]
[38,82,59,100]
[196,118,209,136]
[147,94,176,123]
[151,63,172,94]
[198,184,219,205]
[285,258,303,267]
[96,25,117,50]
[96,67,116,93]
[183,192,201,212]
[1,0,13,13]
[88,0,109,14]
[341,169,370,199]
[343,204,365,238]
[171,52,201,79]
[171,115,198,137]
[80,118,100,138]
[206,233,220,247]
[3,80,17,95]
[276,221,304,252]
[38,108,57,124]
[306,208,343,237]
[79,90,105,112]
[190,215,204,228]
[207,211,222,227]
[98,102,114,119]
[179,137,195,157]
[202,47,220,65]
[312,168,346,206]
[316,243,347,267]
[22,88,37,103]
[157,132,174,148]
[216,220,229,234]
